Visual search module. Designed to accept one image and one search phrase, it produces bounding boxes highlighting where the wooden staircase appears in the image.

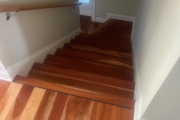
[14,18,135,120]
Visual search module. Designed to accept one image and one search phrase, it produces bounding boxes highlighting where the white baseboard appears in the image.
[107,13,135,23]
[0,28,81,82]
[0,69,12,81]
[80,10,92,17]
[94,17,107,23]
[95,13,135,24]
[134,73,143,120]
[132,41,143,120]
[131,20,136,41]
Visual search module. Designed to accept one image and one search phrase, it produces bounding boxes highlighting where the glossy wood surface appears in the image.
[44,55,134,80]
[0,80,133,120]
[11,16,135,119]
[80,15,101,34]
[0,2,82,12]
[14,76,135,109]
[70,39,132,54]
[91,19,132,40]
[64,43,132,59]
[31,63,135,90]
[55,48,133,68]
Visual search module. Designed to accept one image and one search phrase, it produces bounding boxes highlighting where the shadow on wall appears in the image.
[0,0,80,78]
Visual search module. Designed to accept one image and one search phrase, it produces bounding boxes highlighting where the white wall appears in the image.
[95,0,139,19]
[132,0,180,118]
[0,0,80,80]
[0,61,5,69]
[142,57,180,120]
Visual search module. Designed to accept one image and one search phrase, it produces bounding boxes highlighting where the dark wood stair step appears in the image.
[71,39,132,50]
[28,70,134,99]
[74,36,132,49]
[77,33,131,43]
[14,75,135,109]
[44,55,134,81]
[63,43,132,60]
[69,41,132,54]
[55,48,133,69]
[91,19,132,36]
[32,63,135,90]
[91,19,115,35]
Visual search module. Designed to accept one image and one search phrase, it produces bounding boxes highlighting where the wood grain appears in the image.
[0,80,11,102]
[34,90,57,120]
[0,83,23,120]
[28,70,134,99]
[90,102,133,120]
[14,76,135,109]
[44,55,133,81]
[31,63,135,90]
[5,85,34,120]
[48,93,69,120]
[60,96,94,120]
[64,43,132,60]
[70,39,132,54]
[19,87,45,120]
[0,2,82,12]
[5,16,135,119]
[80,15,101,34]
[77,33,131,43]
[0,80,134,120]
[55,48,133,68]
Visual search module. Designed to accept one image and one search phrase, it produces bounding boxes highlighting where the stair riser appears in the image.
[55,48,133,69]
[14,76,135,109]
[32,63,135,90]
[44,55,134,81]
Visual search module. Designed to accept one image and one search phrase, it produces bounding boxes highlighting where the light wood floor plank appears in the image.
[60,96,94,120]
[34,90,57,120]
[90,102,133,120]
[5,85,34,120]
[0,83,23,120]
[19,87,45,120]
[0,81,11,102]
[48,93,69,120]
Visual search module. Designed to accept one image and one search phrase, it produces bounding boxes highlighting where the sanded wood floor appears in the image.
[0,80,133,120]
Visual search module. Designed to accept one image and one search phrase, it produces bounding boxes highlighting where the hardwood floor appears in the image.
[80,15,101,34]
[0,15,135,120]
[0,80,133,120]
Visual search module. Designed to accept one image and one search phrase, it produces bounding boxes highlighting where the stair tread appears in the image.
[28,69,134,98]
[78,33,131,43]
[32,63,135,90]
[91,19,132,37]
[55,48,133,69]
[14,75,135,109]
[63,43,132,60]
[75,36,132,48]
[91,19,115,35]
[70,39,132,51]
[69,41,132,54]
[44,55,134,81]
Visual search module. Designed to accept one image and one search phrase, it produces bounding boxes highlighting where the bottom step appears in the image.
[14,76,135,109]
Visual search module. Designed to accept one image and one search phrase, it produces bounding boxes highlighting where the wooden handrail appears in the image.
[0,2,82,12]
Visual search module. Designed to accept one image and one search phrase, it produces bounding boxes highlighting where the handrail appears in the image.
[0,2,82,12]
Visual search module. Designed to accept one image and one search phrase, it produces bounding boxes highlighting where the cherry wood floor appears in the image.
[0,80,133,120]
[0,15,135,120]
[80,15,101,34]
